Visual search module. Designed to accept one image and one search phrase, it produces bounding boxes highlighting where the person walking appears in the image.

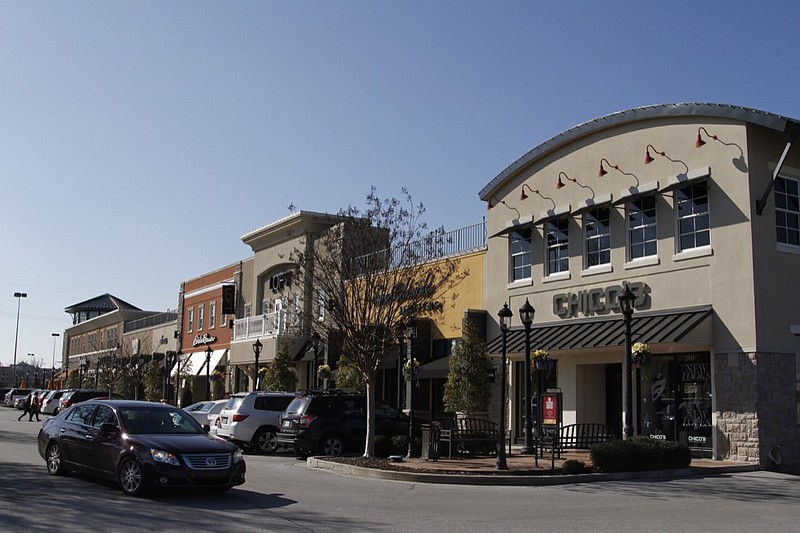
[17,393,32,421]
[29,392,41,422]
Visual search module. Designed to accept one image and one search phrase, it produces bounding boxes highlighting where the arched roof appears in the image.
[479,102,800,200]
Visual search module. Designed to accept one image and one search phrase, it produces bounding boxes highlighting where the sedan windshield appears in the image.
[119,408,204,435]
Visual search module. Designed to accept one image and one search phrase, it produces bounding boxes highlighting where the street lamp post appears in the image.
[28,353,35,387]
[79,357,87,388]
[205,345,213,400]
[519,298,536,455]
[174,350,182,405]
[619,283,636,440]
[51,333,60,389]
[405,323,417,459]
[496,303,513,470]
[252,339,262,392]
[12,292,27,387]
[164,351,175,402]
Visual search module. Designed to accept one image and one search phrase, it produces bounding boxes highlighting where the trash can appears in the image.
[421,423,441,461]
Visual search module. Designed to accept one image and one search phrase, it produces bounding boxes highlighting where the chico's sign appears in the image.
[553,282,647,318]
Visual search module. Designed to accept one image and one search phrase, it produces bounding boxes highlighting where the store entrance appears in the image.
[605,363,622,438]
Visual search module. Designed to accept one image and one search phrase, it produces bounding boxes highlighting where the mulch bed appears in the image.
[320,456,568,476]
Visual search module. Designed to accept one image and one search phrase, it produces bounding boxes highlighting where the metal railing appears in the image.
[124,310,179,333]
[232,310,297,341]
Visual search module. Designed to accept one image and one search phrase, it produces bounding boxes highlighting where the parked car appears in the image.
[0,388,12,405]
[276,391,412,457]
[40,390,68,415]
[4,388,33,408]
[58,389,122,412]
[216,392,297,454]
[185,399,227,426]
[37,399,246,496]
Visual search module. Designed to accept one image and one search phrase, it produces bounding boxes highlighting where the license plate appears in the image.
[283,420,291,427]
[221,417,228,424]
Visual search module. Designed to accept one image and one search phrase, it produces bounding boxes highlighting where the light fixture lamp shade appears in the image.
[696,126,717,148]
[252,338,263,354]
[644,144,666,164]
[599,158,618,177]
[518,298,535,326]
[619,283,636,314]
[498,303,513,332]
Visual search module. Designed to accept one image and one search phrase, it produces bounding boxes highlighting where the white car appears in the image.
[216,392,296,454]
[185,399,227,427]
[40,390,68,415]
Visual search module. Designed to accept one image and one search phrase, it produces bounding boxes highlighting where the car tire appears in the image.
[252,428,278,455]
[320,434,345,456]
[46,442,66,476]
[118,457,147,496]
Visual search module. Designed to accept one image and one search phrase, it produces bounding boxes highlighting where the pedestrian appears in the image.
[29,392,41,422]
[17,393,32,421]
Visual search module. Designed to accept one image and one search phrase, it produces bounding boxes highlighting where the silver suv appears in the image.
[216,392,297,454]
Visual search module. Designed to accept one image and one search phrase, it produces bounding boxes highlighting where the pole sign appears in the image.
[541,391,562,427]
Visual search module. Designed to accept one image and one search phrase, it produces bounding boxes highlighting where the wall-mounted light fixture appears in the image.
[695,127,718,148]
[598,158,619,177]
[556,171,595,198]
[644,144,666,165]
[520,184,556,209]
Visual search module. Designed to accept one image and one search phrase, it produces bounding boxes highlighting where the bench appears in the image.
[440,418,500,457]
[537,423,616,457]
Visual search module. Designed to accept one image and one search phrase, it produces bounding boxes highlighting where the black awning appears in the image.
[486,306,712,354]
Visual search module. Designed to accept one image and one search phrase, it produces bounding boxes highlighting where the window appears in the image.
[510,227,532,281]
[546,217,569,275]
[198,305,204,331]
[106,328,117,349]
[628,195,657,260]
[88,332,98,352]
[776,176,800,246]
[317,290,325,321]
[188,308,194,332]
[584,207,611,268]
[210,301,216,329]
[677,181,710,251]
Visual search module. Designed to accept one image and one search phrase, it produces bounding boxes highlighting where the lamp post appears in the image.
[12,292,27,387]
[205,345,213,400]
[51,333,60,389]
[79,357,87,388]
[619,283,636,440]
[28,353,35,387]
[252,338,262,392]
[519,298,536,454]
[174,350,182,405]
[164,351,175,402]
[496,303,513,470]
[405,323,417,458]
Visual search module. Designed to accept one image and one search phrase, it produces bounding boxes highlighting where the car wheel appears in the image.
[118,457,147,496]
[321,434,344,456]
[252,428,278,455]
[46,442,65,476]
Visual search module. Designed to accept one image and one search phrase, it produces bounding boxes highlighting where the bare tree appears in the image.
[293,187,465,457]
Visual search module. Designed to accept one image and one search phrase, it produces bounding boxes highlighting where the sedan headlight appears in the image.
[150,449,180,466]
[233,448,244,464]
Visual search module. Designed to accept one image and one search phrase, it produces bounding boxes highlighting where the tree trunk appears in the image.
[363,374,376,457]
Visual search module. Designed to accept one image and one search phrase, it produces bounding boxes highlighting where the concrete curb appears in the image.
[307,458,760,486]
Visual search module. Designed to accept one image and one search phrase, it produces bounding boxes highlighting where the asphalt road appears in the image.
[1,405,798,532]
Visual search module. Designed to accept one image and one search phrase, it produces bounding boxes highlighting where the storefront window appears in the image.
[776,176,799,246]
[676,181,710,251]
[585,207,611,268]
[546,218,569,275]
[639,352,712,451]
[628,195,657,260]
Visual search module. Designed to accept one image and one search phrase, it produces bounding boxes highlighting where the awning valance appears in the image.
[486,306,712,355]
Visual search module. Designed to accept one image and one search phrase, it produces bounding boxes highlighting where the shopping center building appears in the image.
[479,103,800,472]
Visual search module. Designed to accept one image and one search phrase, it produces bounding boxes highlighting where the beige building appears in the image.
[479,103,800,473]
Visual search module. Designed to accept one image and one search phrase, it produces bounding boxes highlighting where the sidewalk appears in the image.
[308,448,759,486]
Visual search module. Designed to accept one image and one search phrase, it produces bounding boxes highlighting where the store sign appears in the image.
[192,333,217,347]
[553,281,648,318]
[541,393,559,426]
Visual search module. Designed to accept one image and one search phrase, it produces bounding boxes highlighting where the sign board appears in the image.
[541,392,562,427]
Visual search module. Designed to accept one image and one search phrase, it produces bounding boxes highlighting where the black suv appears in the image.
[59,389,123,412]
[276,392,410,457]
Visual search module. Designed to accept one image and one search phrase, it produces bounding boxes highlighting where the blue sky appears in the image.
[2,1,799,368]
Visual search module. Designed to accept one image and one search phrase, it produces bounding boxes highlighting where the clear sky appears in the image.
[2,1,799,368]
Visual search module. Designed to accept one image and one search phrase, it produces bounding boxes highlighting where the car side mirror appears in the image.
[203,424,211,434]
[100,422,119,434]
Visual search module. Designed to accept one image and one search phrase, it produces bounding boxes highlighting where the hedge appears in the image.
[590,437,691,472]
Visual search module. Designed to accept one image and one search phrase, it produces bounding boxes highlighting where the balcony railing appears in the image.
[233,310,297,341]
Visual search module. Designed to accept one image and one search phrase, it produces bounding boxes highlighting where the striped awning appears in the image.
[486,306,713,354]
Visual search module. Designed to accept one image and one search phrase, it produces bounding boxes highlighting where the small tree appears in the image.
[180,385,194,408]
[443,322,491,415]
[262,338,297,392]
[334,357,366,392]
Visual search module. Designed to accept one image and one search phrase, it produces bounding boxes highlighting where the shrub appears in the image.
[661,440,692,468]
[561,459,591,474]
[374,435,393,458]
[590,437,691,472]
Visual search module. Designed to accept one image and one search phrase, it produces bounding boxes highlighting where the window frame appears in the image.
[675,180,710,252]
[627,195,658,261]
[545,217,569,276]
[209,301,216,329]
[584,206,611,269]
[509,226,533,282]
[776,175,800,248]
[188,307,194,333]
